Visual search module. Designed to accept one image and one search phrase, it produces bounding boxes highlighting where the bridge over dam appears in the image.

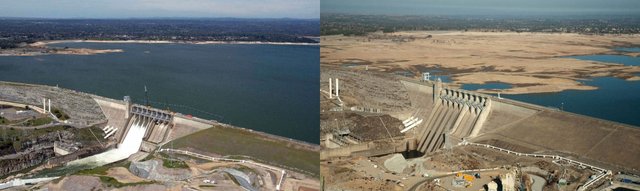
[320,69,640,173]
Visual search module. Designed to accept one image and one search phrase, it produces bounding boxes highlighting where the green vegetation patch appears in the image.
[23,117,53,126]
[76,165,110,176]
[74,126,106,144]
[0,116,8,124]
[234,164,258,175]
[2,125,67,151]
[98,176,155,188]
[75,160,131,176]
[167,125,319,177]
[162,158,189,169]
[51,108,69,121]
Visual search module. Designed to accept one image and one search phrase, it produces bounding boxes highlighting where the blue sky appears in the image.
[0,0,319,19]
[322,0,640,16]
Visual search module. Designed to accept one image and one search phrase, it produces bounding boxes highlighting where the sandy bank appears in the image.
[321,31,640,94]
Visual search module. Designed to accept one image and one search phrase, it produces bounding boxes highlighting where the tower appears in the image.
[42,98,47,113]
[335,78,340,98]
[329,78,333,99]
[124,96,131,119]
[433,77,442,102]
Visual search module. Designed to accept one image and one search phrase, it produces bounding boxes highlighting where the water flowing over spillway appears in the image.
[67,116,148,167]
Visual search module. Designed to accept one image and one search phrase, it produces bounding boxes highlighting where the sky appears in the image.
[322,0,640,16]
[0,0,319,19]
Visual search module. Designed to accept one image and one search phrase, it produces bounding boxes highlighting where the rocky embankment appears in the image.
[0,130,71,176]
[0,81,106,126]
[129,159,191,181]
[0,148,54,176]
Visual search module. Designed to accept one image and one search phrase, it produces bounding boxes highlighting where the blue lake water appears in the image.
[615,47,640,52]
[568,54,640,66]
[419,69,452,83]
[0,42,320,144]
[502,77,640,126]
[461,82,512,91]
[474,50,640,127]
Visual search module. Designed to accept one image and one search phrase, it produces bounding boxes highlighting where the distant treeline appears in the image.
[321,14,640,36]
[0,18,320,49]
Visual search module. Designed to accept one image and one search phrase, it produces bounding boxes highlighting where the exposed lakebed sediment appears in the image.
[321,31,640,94]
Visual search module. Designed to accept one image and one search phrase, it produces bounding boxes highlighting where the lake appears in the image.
[568,54,640,66]
[0,42,320,144]
[461,50,640,127]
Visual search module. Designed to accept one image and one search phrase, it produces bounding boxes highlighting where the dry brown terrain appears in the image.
[321,31,640,94]
[0,41,123,56]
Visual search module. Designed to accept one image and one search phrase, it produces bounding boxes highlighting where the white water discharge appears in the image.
[67,117,149,167]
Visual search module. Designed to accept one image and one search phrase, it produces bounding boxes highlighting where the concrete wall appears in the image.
[164,115,214,143]
[479,99,539,135]
[416,84,492,154]
[93,98,129,142]
[320,141,406,160]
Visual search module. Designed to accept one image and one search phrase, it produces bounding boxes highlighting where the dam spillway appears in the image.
[416,79,492,154]
[67,102,174,167]
[67,116,150,166]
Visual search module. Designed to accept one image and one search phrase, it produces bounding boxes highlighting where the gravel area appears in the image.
[0,81,106,126]
[320,67,411,112]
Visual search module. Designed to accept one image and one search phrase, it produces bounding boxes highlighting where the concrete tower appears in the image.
[329,78,333,99]
[124,96,132,119]
[433,77,442,102]
[42,98,47,113]
[336,78,340,98]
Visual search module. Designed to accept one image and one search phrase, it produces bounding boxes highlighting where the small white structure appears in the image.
[335,78,340,98]
[487,181,498,191]
[329,78,333,99]
[327,78,343,105]
[501,172,516,191]
[41,98,52,114]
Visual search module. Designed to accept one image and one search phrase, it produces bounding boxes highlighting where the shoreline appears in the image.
[0,39,318,57]
[33,39,320,46]
[0,80,320,148]
[321,31,640,94]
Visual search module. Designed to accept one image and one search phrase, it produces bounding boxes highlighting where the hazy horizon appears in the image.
[0,0,319,19]
[0,16,319,20]
[322,0,640,16]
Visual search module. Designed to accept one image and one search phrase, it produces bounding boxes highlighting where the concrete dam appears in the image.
[68,97,208,167]
[320,70,640,173]
[416,78,491,154]
[406,78,640,172]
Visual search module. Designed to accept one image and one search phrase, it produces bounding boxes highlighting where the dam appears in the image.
[68,96,209,167]
[416,78,491,154]
[320,68,640,174]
